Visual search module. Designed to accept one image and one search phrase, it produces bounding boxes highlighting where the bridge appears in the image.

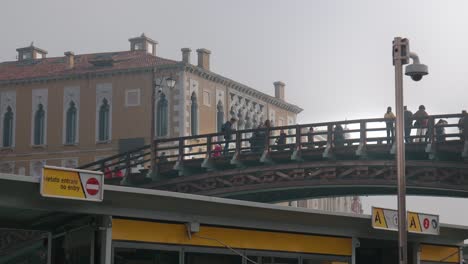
[80,113,468,202]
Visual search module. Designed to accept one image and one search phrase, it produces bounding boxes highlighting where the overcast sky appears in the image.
[2,0,468,225]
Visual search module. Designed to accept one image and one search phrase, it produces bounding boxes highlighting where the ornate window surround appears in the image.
[95,83,112,143]
[31,89,48,146]
[63,86,80,145]
[0,91,16,148]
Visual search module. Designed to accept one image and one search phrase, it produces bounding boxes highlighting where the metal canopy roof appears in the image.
[0,172,467,246]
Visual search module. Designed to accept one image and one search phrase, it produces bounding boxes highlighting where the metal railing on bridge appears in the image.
[79,113,467,183]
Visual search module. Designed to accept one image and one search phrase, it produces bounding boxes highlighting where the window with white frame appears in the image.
[31,89,48,146]
[190,92,199,135]
[156,93,168,137]
[22,52,32,60]
[65,101,77,144]
[134,42,143,50]
[63,86,80,145]
[203,90,211,106]
[96,84,112,142]
[33,104,46,145]
[1,90,16,148]
[125,89,140,107]
[98,99,110,141]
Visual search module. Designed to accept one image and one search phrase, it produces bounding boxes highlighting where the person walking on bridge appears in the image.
[222,118,237,156]
[384,106,396,144]
[275,129,287,151]
[333,124,345,147]
[404,106,413,143]
[413,105,429,142]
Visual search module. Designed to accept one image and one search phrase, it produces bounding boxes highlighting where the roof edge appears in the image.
[183,64,303,114]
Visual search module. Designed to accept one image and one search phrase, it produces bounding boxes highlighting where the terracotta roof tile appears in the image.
[0,50,178,82]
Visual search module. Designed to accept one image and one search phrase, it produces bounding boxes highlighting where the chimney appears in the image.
[274,81,285,101]
[196,48,211,71]
[128,33,158,56]
[64,51,75,69]
[16,42,47,61]
[181,48,191,64]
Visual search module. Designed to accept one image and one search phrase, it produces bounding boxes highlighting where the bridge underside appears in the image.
[146,159,468,203]
[218,185,468,203]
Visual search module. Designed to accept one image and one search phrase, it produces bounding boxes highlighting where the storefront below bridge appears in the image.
[0,173,466,264]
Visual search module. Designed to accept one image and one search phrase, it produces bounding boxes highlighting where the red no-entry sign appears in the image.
[86,177,100,196]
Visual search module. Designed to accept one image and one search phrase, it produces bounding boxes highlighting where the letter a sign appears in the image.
[371,207,439,235]
[372,207,398,231]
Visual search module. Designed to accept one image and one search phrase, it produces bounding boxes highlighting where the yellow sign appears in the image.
[407,212,422,233]
[372,207,398,231]
[371,207,439,235]
[372,208,388,229]
[41,165,103,202]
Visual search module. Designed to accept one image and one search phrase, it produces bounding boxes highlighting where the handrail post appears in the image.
[356,120,367,157]
[100,161,106,175]
[295,125,302,150]
[178,138,185,161]
[152,140,159,180]
[235,130,242,156]
[360,120,367,144]
[265,127,271,152]
[124,152,131,178]
[206,135,212,159]
[327,124,333,147]
[428,116,435,143]
[322,124,334,159]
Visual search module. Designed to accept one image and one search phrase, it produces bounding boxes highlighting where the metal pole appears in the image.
[150,70,157,178]
[393,37,407,264]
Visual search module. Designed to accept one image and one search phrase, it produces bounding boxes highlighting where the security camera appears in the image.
[405,63,428,81]
[404,51,428,81]
[158,87,163,93]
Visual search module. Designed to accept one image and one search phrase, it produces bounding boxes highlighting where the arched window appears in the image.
[34,104,45,145]
[156,93,168,137]
[65,101,77,144]
[216,101,224,132]
[98,98,110,141]
[190,92,198,135]
[2,106,13,147]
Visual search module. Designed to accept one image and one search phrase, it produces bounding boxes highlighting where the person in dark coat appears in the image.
[307,127,314,148]
[434,119,447,142]
[275,129,287,151]
[413,105,429,142]
[249,124,264,153]
[404,106,413,143]
[222,118,237,156]
[333,124,345,147]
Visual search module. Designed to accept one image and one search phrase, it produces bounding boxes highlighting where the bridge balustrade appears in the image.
[78,113,467,184]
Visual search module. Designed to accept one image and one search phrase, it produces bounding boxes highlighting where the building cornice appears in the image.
[181,64,303,114]
[0,66,155,86]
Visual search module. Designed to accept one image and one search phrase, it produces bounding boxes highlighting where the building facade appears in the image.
[0,34,302,177]
[297,196,363,214]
